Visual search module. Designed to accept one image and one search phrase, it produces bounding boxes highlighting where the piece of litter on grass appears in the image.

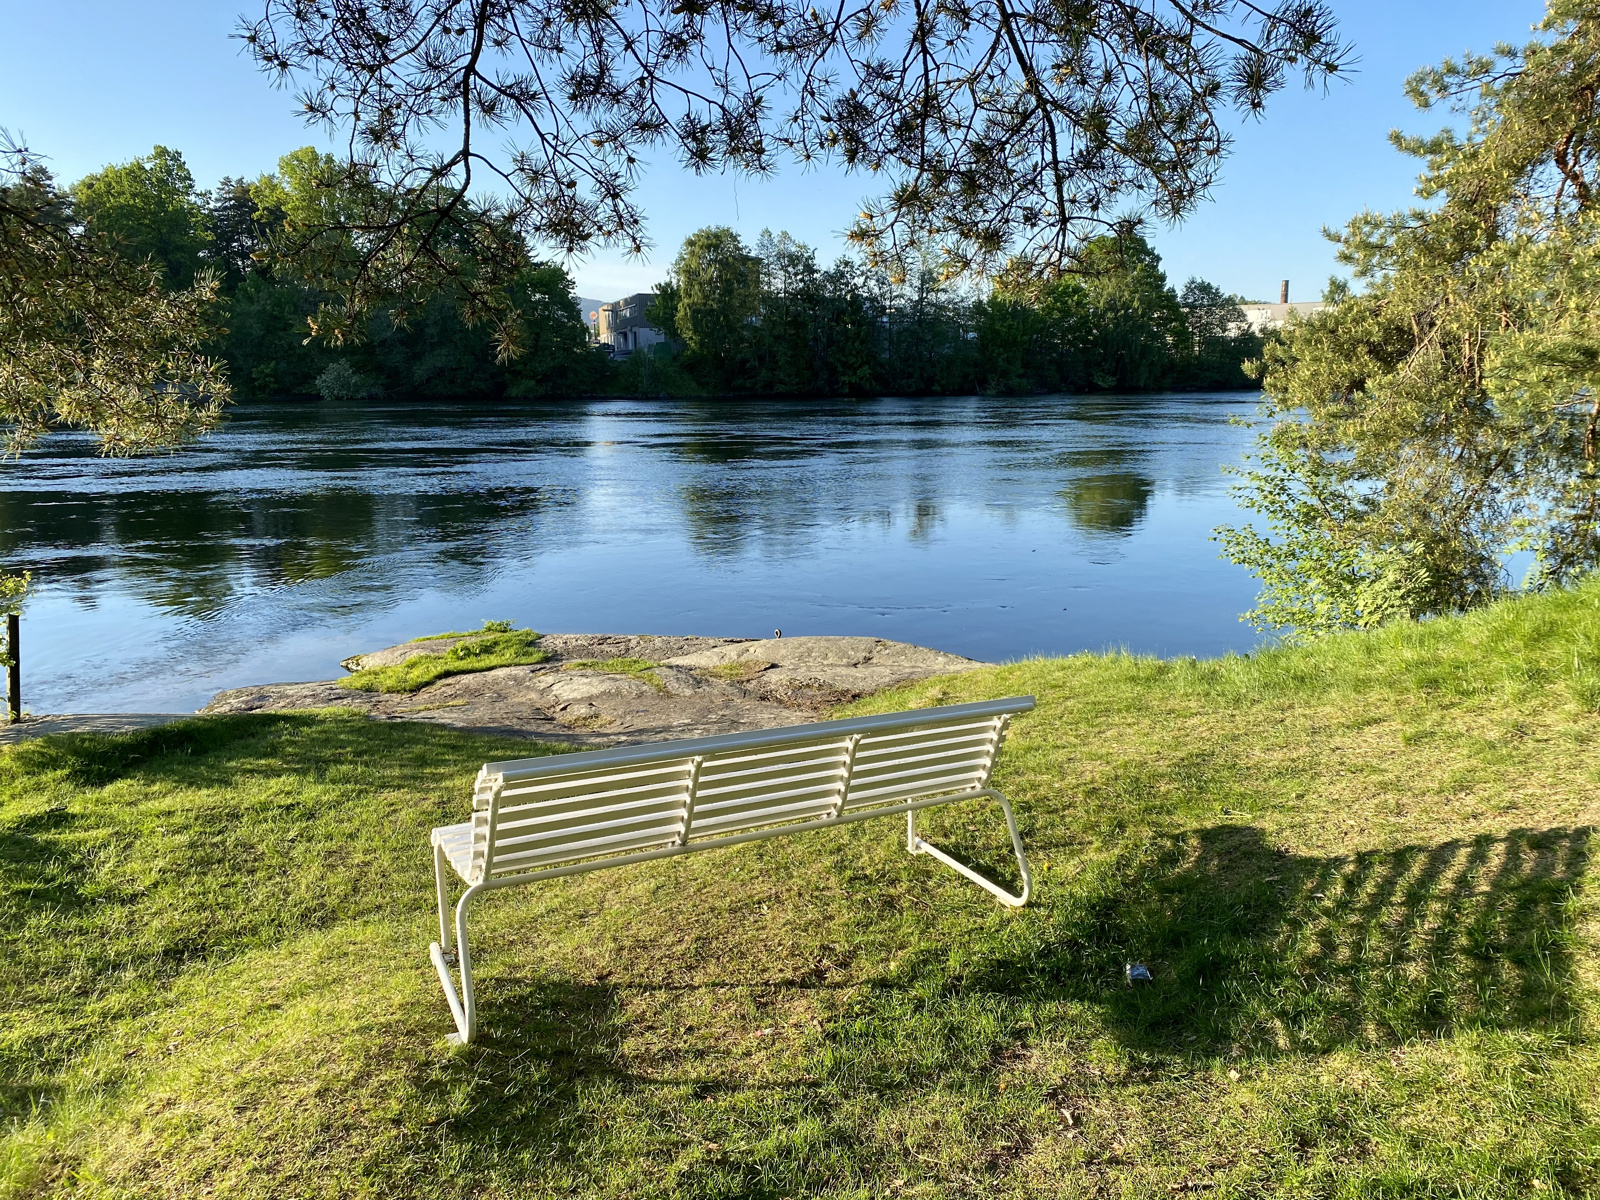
[1126,962,1153,985]
[1228,1069,1241,1082]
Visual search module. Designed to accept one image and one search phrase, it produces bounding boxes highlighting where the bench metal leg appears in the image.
[907,789,1032,907]
[433,843,454,953]
[429,873,483,1044]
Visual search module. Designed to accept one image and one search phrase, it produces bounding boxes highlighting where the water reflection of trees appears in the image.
[0,487,567,617]
[1055,446,1155,538]
[907,500,943,541]
[679,476,950,555]
[1061,472,1154,537]
[680,479,844,557]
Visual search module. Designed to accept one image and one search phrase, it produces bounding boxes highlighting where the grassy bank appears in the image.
[3,581,1599,1197]
[339,624,549,693]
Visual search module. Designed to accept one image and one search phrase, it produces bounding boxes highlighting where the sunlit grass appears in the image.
[409,619,517,642]
[702,660,774,682]
[4,581,1600,1196]
[562,657,666,692]
[341,627,549,693]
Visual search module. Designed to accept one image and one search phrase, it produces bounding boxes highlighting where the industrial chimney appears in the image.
[1280,280,1290,304]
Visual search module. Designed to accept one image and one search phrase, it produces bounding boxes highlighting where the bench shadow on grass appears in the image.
[964,822,1592,1056]
[414,973,832,1199]
[396,823,1586,1191]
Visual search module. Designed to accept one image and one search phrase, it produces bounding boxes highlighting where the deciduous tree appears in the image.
[71,146,211,289]
[0,138,228,455]
[671,227,760,388]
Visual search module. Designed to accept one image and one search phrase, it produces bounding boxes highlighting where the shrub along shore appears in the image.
[2,582,1598,1196]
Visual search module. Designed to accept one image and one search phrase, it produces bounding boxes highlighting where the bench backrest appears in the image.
[461,696,1034,884]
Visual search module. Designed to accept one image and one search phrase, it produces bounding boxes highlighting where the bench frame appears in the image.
[429,697,1034,1044]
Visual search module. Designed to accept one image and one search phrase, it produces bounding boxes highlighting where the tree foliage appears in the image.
[1220,0,1600,639]
[643,225,1252,396]
[71,146,212,289]
[238,0,1349,338]
[672,227,761,389]
[62,143,607,400]
[0,138,229,454]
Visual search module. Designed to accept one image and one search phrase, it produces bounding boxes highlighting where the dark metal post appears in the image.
[6,613,18,724]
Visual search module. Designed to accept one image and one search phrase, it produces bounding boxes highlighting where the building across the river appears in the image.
[596,293,666,357]
[1237,280,1326,334]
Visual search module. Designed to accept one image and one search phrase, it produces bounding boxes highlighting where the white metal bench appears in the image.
[429,696,1035,1043]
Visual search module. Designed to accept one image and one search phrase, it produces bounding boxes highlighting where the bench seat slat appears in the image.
[846,778,986,807]
[496,782,690,825]
[849,745,995,776]
[495,805,686,844]
[489,825,684,872]
[850,763,989,788]
[696,740,854,771]
[850,726,999,755]
[482,697,1031,782]
[433,821,475,878]
[697,771,851,800]
[850,757,990,788]
[688,803,838,838]
[854,727,996,751]
[494,832,679,871]
[846,767,989,797]
[851,746,994,775]
[693,766,845,802]
[851,774,985,803]
[852,732,996,762]
[689,790,842,829]
[696,754,847,785]
[848,752,994,782]
[496,807,691,852]
[692,780,842,815]
[498,763,695,804]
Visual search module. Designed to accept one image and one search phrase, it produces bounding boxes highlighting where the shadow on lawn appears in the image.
[967,822,1592,1055]
[417,974,827,1199]
[392,823,1587,1191]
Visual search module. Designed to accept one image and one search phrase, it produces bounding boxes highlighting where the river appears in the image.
[0,393,1269,713]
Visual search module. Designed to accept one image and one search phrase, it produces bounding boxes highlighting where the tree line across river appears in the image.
[68,145,1264,402]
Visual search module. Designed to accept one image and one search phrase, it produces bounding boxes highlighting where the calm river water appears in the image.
[2,394,1268,713]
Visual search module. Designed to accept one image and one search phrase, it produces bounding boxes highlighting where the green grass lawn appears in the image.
[3,581,1599,1197]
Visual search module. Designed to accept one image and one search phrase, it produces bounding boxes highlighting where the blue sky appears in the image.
[0,0,1550,303]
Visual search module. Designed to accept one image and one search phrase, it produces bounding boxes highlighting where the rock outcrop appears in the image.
[203,633,986,745]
